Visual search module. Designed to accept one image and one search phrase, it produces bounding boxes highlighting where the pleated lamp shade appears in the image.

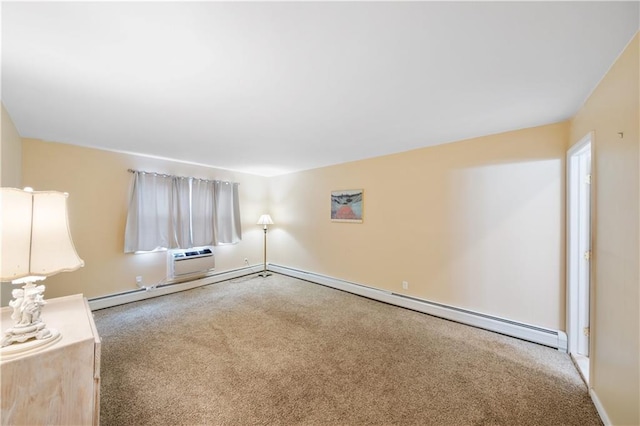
[256,214,274,226]
[0,188,84,283]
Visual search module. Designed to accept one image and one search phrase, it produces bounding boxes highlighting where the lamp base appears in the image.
[258,272,272,278]
[1,321,55,345]
[1,326,61,358]
[1,280,61,354]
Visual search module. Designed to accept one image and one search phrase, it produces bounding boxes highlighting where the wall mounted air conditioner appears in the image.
[168,247,215,279]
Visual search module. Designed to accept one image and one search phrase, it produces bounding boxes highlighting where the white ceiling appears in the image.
[2,2,638,176]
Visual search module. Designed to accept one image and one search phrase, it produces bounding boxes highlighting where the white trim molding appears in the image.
[88,265,258,310]
[566,131,593,358]
[589,389,612,426]
[270,264,568,352]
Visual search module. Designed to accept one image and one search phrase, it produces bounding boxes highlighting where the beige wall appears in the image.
[269,122,568,330]
[22,139,268,300]
[570,33,639,425]
[1,103,22,187]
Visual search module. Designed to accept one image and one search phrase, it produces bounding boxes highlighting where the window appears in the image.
[124,171,241,253]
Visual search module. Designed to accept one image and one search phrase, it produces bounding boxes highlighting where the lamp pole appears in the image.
[257,214,273,277]
[260,225,270,277]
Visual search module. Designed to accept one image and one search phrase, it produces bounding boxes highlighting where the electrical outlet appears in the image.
[402,281,409,290]
[136,276,143,285]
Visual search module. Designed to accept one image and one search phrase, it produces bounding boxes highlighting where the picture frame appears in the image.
[331,189,364,223]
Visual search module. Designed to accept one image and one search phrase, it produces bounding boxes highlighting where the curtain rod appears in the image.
[127,169,238,185]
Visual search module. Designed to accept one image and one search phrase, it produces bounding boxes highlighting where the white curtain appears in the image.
[172,177,192,249]
[214,181,241,245]
[125,172,242,253]
[191,179,215,247]
[124,172,174,253]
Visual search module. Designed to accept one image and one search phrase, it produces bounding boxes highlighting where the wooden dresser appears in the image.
[1,294,101,425]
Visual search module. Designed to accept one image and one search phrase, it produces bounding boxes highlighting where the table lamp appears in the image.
[0,187,84,353]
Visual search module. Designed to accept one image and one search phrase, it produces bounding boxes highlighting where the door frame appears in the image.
[566,132,593,362]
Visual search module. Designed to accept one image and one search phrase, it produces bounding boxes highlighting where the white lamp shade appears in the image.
[0,188,84,282]
[256,214,274,226]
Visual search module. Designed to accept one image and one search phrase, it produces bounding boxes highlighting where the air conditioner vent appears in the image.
[172,248,212,260]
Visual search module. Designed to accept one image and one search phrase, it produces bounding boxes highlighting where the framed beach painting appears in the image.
[331,189,363,223]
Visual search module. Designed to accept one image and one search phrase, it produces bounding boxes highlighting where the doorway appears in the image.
[567,133,592,384]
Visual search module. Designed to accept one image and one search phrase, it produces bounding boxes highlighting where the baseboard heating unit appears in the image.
[268,264,568,352]
[88,265,258,311]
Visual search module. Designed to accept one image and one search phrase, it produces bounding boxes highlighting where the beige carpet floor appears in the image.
[94,273,602,425]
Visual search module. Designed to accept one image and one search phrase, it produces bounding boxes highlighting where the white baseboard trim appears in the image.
[88,266,258,311]
[269,264,568,352]
[589,389,612,426]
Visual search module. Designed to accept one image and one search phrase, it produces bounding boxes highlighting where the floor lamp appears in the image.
[256,214,273,277]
